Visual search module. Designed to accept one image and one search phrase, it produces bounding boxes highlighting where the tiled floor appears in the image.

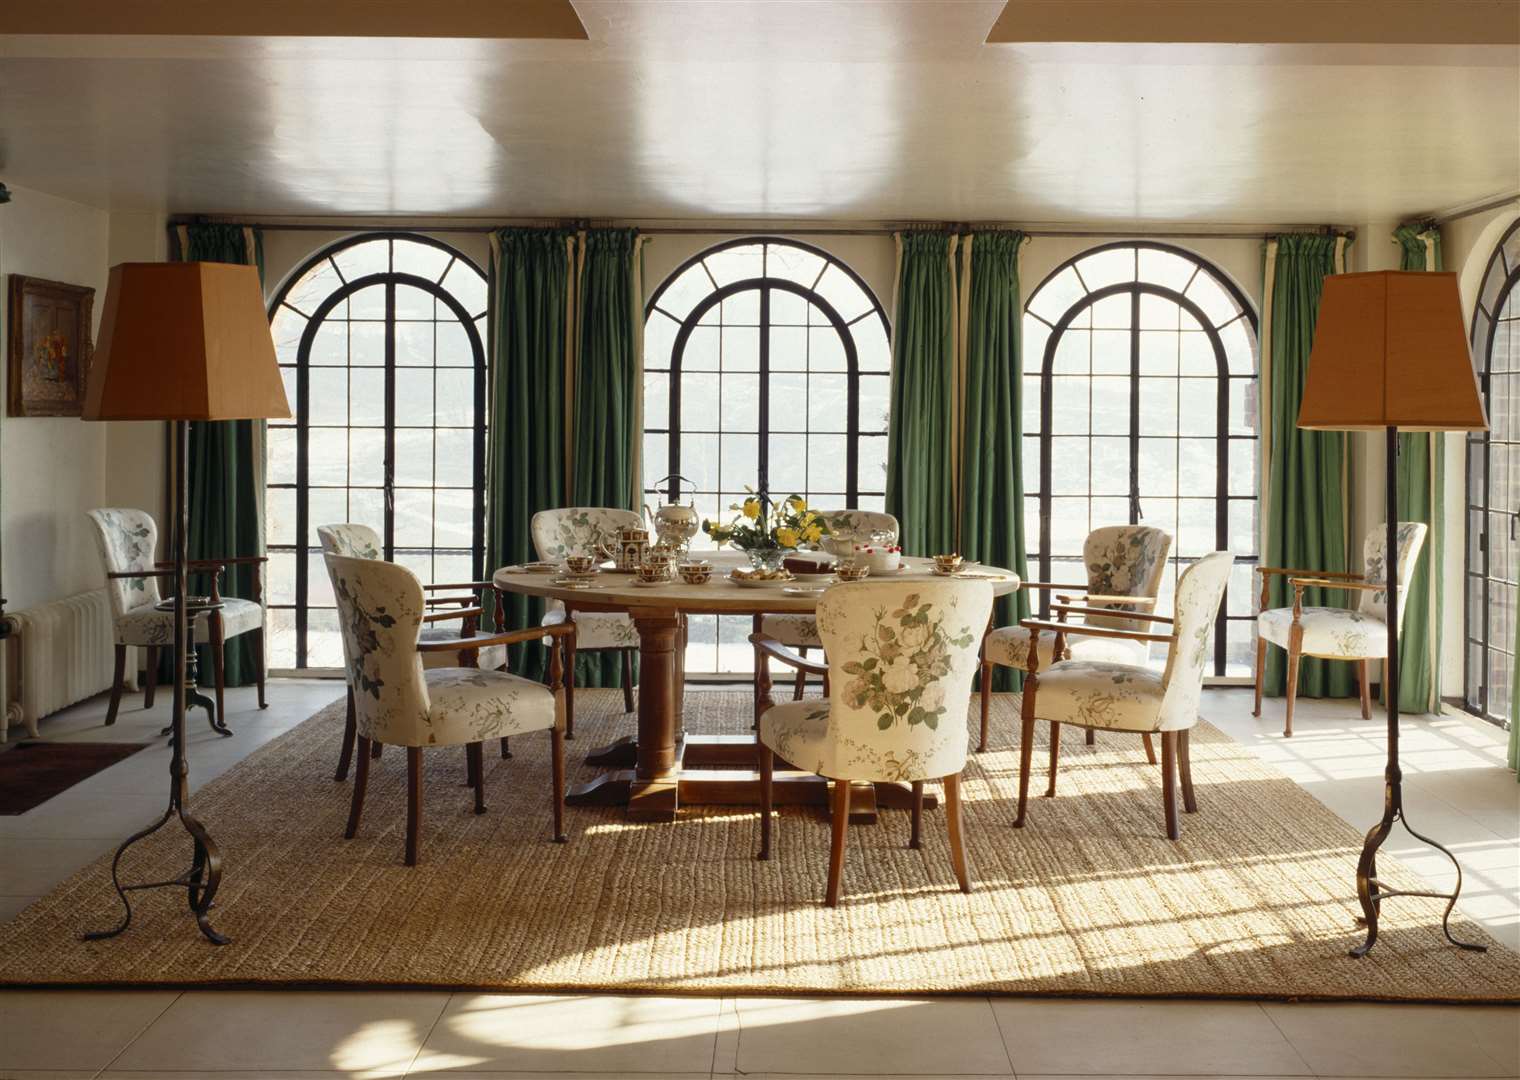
[0,680,1515,1079]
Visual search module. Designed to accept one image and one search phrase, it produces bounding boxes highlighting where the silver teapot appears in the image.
[644,474,700,552]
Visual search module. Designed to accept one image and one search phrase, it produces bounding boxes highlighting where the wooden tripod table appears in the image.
[493,554,1020,823]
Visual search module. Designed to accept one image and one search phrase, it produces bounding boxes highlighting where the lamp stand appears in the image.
[1349,426,1485,958]
[84,419,229,946]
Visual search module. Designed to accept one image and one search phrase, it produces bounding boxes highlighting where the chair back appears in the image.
[1156,551,1234,731]
[1082,524,1172,630]
[530,507,643,561]
[816,579,993,781]
[820,510,899,542]
[324,552,431,745]
[86,508,162,618]
[317,522,383,560]
[1358,523,1426,628]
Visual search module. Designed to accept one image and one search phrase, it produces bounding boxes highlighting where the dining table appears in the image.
[493,552,1021,823]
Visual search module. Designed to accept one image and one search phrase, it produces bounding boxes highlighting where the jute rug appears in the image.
[0,689,1515,1001]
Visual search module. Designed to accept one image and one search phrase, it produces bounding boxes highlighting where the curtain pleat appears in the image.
[959,230,1033,690]
[171,224,265,686]
[886,231,958,555]
[486,228,573,680]
[1261,233,1356,699]
[1390,223,1445,713]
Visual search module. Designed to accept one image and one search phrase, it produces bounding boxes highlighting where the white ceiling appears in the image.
[1,0,1515,224]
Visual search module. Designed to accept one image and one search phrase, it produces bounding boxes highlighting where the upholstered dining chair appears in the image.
[978,524,1172,753]
[757,509,900,701]
[1253,522,1426,737]
[87,508,267,732]
[752,578,994,906]
[1013,551,1233,840]
[530,507,644,733]
[325,552,572,865]
[318,522,509,781]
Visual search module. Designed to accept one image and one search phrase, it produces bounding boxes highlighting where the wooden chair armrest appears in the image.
[1289,577,1381,592]
[424,596,477,608]
[422,581,492,591]
[1020,618,1174,644]
[417,622,573,654]
[1053,593,1158,607]
[749,633,829,676]
[422,606,483,624]
[1018,581,1090,593]
[108,569,177,580]
[1257,566,1363,581]
[1050,603,1173,624]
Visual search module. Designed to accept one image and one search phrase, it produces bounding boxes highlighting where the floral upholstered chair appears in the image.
[758,510,900,701]
[318,523,508,780]
[752,579,993,906]
[1014,551,1233,840]
[1253,523,1426,737]
[530,507,643,727]
[978,524,1171,753]
[325,552,572,865]
[87,508,267,732]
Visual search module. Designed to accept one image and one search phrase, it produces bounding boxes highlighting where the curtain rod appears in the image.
[1430,192,1520,226]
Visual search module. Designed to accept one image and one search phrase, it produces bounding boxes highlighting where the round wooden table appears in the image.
[493,553,1021,823]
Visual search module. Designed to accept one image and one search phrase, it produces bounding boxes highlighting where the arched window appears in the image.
[1022,242,1259,677]
[643,237,889,673]
[1465,217,1520,725]
[264,233,488,670]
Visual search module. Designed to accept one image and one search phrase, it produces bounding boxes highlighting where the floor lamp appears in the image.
[81,262,290,945]
[1297,269,1489,958]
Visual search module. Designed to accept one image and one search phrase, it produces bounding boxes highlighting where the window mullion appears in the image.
[1128,288,1141,524]
[383,279,396,561]
[758,283,771,498]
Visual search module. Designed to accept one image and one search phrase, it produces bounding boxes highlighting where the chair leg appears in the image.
[1084,728,1095,745]
[209,613,227,733]
[254,627,268,709]
[372,740,384,759]
[792,647,808,701]
[550,724,566,843]
[1045,721,1061,797]
[977,660,992,752]
[944,773,972,894]
[758,742,774,860]
[1357,658,1372,720]
[345,736,371,838]
[564,634,577,740]
[142,646,158,709]
[1160,731,1180,840]
[334,686,357,782]
[1178,729,1198,813]
[405,746,423,866]
[469,742,486,814]
[1013,706,1036,828]
[825,777,851,907]
[1284,627,1303,738]
[105,644,126,726]
[1141,732,1158,765]
[621,648,635,713]
[1253,634,1268,717]
[500,736,512,759]
[908,780,923,849]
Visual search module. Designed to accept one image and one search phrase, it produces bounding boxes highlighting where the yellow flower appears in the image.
[803,524,823,543]
[742,498,761,520]
[787,495,807,512]
[776,527,799,548]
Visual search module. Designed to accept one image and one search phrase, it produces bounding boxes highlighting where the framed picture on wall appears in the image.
[7,274,94,417]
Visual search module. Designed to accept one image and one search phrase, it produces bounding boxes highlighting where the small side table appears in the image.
[155,596,232,739]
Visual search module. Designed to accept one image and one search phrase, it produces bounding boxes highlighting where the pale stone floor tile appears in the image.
[0,990,178,1072]
[410,993,721,1075]
[0,893,43,921]
[731,996,1012,1075]
[0,836,119,895]
[990,998,1312,1076]
[1262,1002,1520,1078]
[108,990,448,1076]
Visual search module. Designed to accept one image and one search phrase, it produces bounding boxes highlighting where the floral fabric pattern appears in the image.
[1081,525,1172,630]
[984,625,1147,670]
[541,608,640,649]
[114,596,262,647]
[87,508,163,618]
[530,507,642,561]
[316,523,382,560]
[1361,522,1425,627]
[759,613,824,648]
[1258,606,1382,658]
[761,510,900,647]
[840,592,978,731]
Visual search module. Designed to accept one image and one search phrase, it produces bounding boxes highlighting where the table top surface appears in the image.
[492,551,1021,614]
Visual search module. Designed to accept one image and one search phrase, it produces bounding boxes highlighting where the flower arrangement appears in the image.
[703,490,828,564]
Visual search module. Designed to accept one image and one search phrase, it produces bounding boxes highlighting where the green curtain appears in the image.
[959,231,1032,690]
[1389,224,1445,713]
[886,232,957,555]
[570,228,641,688]
[1262,233,1356,699]
[171,224,265,686]
[486,228,573,680]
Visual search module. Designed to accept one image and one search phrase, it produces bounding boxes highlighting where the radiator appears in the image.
[2,588,132,742]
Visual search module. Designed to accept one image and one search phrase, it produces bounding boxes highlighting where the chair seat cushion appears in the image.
[115,596,262,647]
[424,667,556,744]
[1031,659,1166,733]
[1258,606,1387,658]
[759,698,839,778]
[984,625,1149,671]
[759,613,822,648]
[542,608,639,650]
[418,625,507,672]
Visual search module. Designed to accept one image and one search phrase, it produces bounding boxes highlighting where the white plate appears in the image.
[521,561,559,573]
[727,572,795,588]
[549,577,596,589]
[781,583,830,596]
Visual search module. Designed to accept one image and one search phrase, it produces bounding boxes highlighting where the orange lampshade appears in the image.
[1297,270,1487,432]
[83,261,291,421]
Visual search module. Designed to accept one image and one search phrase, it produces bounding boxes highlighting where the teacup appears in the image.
[636,561,669,584]
[836,562,871,583]
[678,560,712,585]
[564,554,597,576]
[932,552,965,574]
